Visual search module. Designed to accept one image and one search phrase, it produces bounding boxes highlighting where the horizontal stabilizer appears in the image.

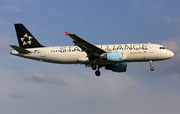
[9,45,31,54]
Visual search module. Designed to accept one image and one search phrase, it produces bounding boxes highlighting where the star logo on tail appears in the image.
[21,33,33,45]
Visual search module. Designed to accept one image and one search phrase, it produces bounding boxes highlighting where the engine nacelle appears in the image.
[100,52,123,62]
[105,63,127,72]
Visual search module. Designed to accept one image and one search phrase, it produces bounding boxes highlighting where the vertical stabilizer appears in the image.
[14,24,44,48]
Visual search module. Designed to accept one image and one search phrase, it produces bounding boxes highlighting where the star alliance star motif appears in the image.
[21,33,33,45]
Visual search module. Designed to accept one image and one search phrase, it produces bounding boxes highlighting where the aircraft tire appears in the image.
[91,64,97,70]
[150,67,154,71]
[95,70,101,76]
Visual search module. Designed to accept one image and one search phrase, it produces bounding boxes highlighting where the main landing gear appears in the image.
[91,64,97,70]
[149,60,154,71]
[91,64,102,76]
[95,70,101,76]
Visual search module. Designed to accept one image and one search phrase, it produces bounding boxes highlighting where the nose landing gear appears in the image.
[150,60,154,71]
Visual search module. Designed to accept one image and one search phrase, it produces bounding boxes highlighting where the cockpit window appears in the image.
[159,47,166,49]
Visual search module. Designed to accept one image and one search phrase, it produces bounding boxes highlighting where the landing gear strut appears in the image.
[149,60,154,71]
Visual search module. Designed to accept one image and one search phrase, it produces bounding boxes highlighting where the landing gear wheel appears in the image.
[150,67,154,71]
[95,70,101,76]
[91,64,97,70]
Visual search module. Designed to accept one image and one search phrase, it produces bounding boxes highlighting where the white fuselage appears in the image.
[11,43,174,65]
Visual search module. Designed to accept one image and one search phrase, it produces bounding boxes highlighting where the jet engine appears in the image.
[105,62,127,72]
[100,52,127,62]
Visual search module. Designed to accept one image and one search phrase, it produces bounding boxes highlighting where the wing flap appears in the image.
[10,45,31,54]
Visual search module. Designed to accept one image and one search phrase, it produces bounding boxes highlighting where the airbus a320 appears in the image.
[10,24,174,76]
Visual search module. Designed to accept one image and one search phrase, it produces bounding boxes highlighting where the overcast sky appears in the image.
[0,0,180,114]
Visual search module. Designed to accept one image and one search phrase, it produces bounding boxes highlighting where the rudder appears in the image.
[14,24,44,48]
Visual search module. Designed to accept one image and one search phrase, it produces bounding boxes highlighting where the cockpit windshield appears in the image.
[159,47,166,49]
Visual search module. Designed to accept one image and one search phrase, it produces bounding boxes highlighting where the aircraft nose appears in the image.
[168,50,174,58]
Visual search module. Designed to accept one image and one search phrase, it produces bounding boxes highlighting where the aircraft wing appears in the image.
[65,32,106,56]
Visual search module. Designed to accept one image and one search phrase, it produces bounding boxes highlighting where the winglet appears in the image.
[65,31,70,36]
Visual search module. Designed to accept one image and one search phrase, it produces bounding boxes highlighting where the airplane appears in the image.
[10,24,174,76]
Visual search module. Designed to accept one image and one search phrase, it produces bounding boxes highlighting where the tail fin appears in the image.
[14,24,44,48]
